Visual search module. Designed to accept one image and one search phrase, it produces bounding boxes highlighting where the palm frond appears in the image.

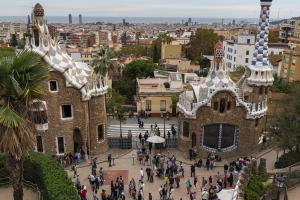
[0,104,24,127]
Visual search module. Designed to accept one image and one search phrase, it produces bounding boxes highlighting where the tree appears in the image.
[122,59,163,80]
[270,73,300,94]
[236,65,245,75]
[105,88,126,117]
[268,31,279,43]
[10,34,18,47]
[92,46,116,76]
[0,40,4,44]
[114,45,152,58]
[0,50,50,200]
[188,28,219,59]
[116,112,127,138]
[169,95,179,110]
[153,44,159,63]
[112,77,136,100]
[269,87,300,156]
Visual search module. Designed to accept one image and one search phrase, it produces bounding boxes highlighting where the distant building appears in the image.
[279,18,300,43]
[223,34,285,71]
[232,20,236,25]
[161,40,182,60]
[79,14,82,24]
[69,14,72,24]
[123,19,125,25]
[188,18,192,23]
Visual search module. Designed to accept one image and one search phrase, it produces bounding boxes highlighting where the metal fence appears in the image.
[0,177,42,200]
[108,137,132,149]
[265,162,300,200]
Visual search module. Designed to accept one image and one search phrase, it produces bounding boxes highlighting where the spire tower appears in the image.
[247,0,273,86]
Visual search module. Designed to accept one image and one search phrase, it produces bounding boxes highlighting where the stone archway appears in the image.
[73,128,84,153]
[192,133,196,148]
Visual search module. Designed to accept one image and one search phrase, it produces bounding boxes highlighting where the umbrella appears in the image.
[146,136,165,143]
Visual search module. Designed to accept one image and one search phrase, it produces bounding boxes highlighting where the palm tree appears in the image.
[0,49,49,200]
[92,46,116,77]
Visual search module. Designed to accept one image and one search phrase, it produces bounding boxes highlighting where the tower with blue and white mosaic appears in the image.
[176,0,273,158]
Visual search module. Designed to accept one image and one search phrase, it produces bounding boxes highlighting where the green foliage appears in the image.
[0,40,4,44]
[112,76,136,100]
[153,44,159,63]
[105,88,126,116]
[0,152,79,200]
[169,96,179,109]
[115,45,152,58]
[122,59,163,80]
[268,31,279,43]
[236,65,245,75]
[151,34,174,60]
[244,173,270,200]
[92,46,116,76]
[193,56,210,69]
[10,34,18,47]
[276,151,300,168]
[0,47,16,58]
[188,28,219,59]
[270,73,300,94]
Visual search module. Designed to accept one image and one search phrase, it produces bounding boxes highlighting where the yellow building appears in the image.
[281,31,300,82]
[161,40,182,59]
[136,71,184,117]
[164,58,200,73]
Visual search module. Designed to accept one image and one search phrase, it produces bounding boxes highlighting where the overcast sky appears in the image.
[1,0,298,19]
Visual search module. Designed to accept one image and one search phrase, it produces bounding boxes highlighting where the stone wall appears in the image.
[36,71,108,155]
[178,91,264,158]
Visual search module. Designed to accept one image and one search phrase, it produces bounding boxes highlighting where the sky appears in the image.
[0,0,299,19]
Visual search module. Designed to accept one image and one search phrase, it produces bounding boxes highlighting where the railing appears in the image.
[35,123,48,131]
[232,180,240,200]
[0,177,42,200]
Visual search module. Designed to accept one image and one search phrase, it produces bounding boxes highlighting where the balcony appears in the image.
[281,24,294,28]
[35,123,48,131]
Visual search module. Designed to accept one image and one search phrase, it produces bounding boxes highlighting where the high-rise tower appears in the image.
[69,14,72,24]
[79,14,82,24]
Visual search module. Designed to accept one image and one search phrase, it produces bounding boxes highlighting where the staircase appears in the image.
[237,75,246,100]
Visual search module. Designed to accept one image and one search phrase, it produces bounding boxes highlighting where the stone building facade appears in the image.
[26,3,109,156]
[177,0,274,158]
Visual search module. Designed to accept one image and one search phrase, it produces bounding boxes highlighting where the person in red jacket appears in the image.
[81,185,87,200]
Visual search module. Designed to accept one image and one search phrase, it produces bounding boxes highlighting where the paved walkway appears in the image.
[281,185,300,200]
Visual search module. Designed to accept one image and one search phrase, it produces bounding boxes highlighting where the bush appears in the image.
[276,151,300,168]
[244,173,270,200]
[0,152,79,200]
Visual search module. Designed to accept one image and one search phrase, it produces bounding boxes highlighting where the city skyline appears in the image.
[2,0,299,19]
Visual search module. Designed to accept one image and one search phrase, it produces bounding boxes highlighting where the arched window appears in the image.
[213,102,218,111]
[220,99,226,113]
[265,88,268,95]
[255,119,259,127]
[259,87,263,95]
[33,28,39,46]
[98,125,103,140]
[227,101,231,111]
[183,121,189,138]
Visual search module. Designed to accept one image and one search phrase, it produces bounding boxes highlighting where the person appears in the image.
[169,188,174,200]
[216,172,221,181]
[189,148,193,161]
[146,167,151,181]
[197,159,203,168]
[150,169,154,182]
[161,112,163,119]
[260,136,267,151]
[190,164,195,177]
[223,174,228,188]
[201,177,207,188]
[72,164,79,178]
[162,186,167,200]
[167,131,171,139]
[144,153,149,166]
[81,185,87,200]
[201,188,208,200]
[224,164,228,175]
[193,177,197,188]
[209,186,214,199]
[189,192,194,200]
[120,192,125,200]
[108,154,112,167]
[149,192,153,200]
[179,166,184,178]
[148,142,152,154]
[185,179,192,194]
[169,175,174,187]
[140,168,144,181]
[159,185,163,199]
[175,174,180,188]
[209,176,212,185]
[228,172,233,187]
[101,189,107,200]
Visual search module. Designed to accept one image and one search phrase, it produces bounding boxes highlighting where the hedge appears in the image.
[244,173,271,200]
[0,151,79,200]
[276,151,300,169]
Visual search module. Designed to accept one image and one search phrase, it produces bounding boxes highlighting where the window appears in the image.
[49,80,58,92]
[213,102,218,111]
[183,121,189,137]
[255,119,259,127]
[201,124,239,152]
[246,50,249,55]
[234,57,236,62]
[290,70,295,77]
[146,100,151,111]
[227,102,231,111]
[57,137,65,154]
[234,50,236,54]
[36,136,43,152]
[285,57,289,64]
[292,58,296,65]
[245,58,249,63]
[160,100,166,111]
[220,99,226,113]
[61,104,73,119]
[247,39,250,44]
[271,51,274,55]
[98,125,103,140]
[283,68,288,75]
[32,111,48,124]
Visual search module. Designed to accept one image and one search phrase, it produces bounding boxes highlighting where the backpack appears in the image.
[72,165,75,171]
[95,177,99,184]
[209,188,214,194]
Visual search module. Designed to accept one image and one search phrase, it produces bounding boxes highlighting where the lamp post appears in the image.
[274,174,286,200]
[163,114,166,139]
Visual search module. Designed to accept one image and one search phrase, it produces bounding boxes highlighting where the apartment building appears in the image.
[161,40,182,59]
[279,18,300,43]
